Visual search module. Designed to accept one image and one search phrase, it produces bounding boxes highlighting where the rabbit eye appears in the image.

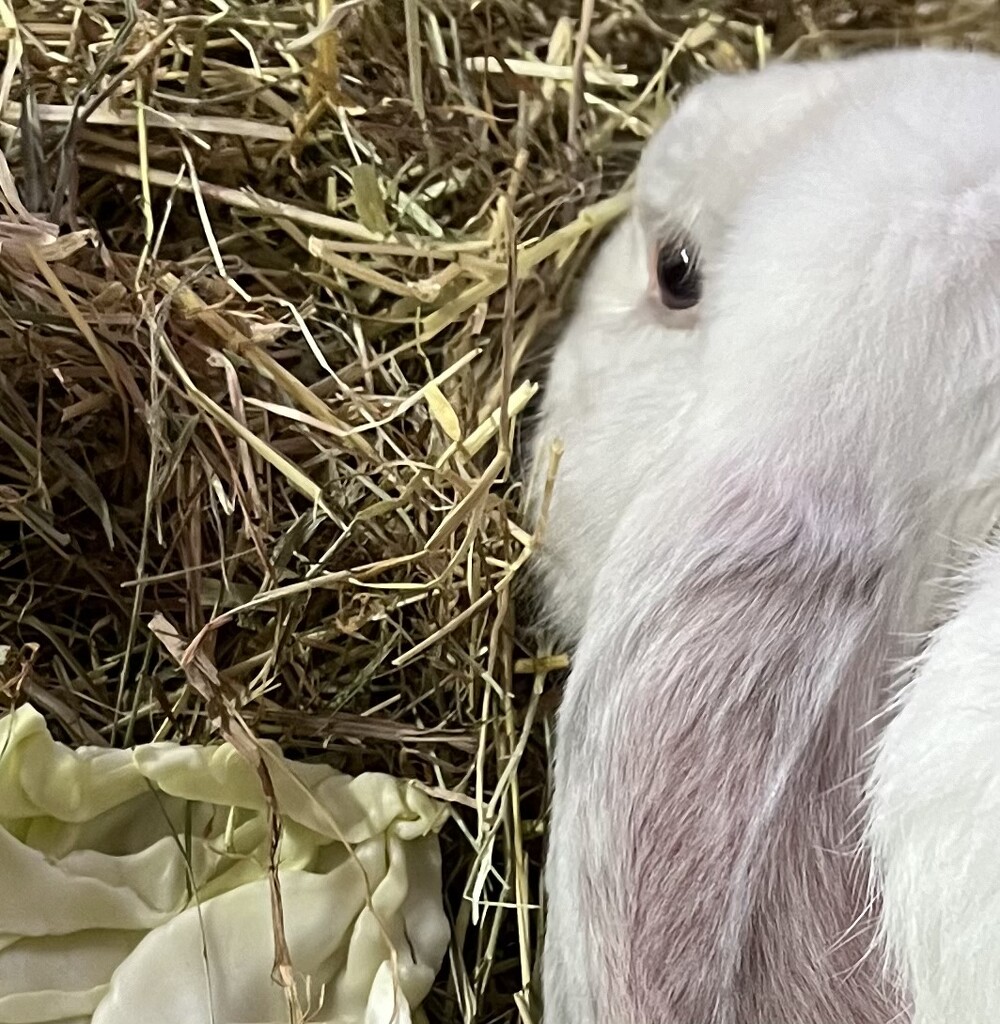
[655,242,701,310]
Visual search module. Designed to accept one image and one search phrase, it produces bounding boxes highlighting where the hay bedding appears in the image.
[0,0,993,1020]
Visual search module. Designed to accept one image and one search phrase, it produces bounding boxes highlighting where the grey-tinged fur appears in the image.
[544,458,920,1024]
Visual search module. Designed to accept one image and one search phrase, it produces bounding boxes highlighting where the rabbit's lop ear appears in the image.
[867,543,1000,1024]
[544,456,903,1024]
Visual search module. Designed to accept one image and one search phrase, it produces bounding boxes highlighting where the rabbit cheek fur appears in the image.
[525,215,701,641]
[534,49,1000,1024]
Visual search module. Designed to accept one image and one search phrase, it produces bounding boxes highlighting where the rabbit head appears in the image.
[527,48,1000,647]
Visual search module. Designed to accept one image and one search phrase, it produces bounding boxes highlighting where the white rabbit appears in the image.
[526,47,1000,1024]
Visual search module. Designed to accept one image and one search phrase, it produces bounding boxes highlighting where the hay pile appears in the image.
[0,0,995,1020]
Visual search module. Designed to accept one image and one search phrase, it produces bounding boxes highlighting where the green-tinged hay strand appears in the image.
[0,1,996,1020]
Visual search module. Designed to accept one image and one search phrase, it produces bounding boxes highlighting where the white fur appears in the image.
[528,47,1000,1024]
[869,542,1000,1024]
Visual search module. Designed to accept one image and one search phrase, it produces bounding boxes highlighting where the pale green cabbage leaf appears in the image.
[0,704,450,1024]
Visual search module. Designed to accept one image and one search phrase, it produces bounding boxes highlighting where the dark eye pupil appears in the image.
[656,245,701,310]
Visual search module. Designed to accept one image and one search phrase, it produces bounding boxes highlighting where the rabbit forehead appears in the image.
[635,48,1000,248]
[634,62,842,243]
